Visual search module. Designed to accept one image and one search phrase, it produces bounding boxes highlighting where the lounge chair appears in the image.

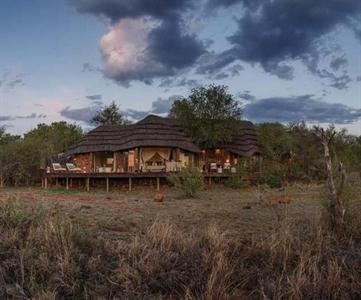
[52,163,66,172]
[66,163,82,172]
[210,163,217,172]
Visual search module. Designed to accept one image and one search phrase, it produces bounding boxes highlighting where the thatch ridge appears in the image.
[65,115,261,157]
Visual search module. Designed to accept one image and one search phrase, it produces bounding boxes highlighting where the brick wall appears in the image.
[72,153,92,173]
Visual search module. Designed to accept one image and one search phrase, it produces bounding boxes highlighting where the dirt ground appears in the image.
[0,182,332,240]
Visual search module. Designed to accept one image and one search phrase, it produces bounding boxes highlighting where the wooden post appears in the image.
[70,178,73,188]
[129,177,132,192]
[208,176,211,185]
[44,177,48,189]
[86,177,90,192]
[156,177,160,191]
[66,177,69,190]
[56,178,59,187]
[137,148,141,173]
[106,177,109,193]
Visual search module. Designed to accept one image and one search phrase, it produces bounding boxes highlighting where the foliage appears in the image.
[167,167,203,197]
[91,101,129,126]
[0,122,82,186]
[262,174,282,188]
[224,175,243,189]
[170,85,243,148]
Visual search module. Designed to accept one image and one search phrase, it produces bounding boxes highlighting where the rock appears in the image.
[154,193,164,202]
[278,195,291,204]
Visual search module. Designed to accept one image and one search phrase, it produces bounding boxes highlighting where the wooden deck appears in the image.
[42,171,260,192]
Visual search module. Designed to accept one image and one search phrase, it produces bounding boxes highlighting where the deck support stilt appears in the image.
[70,178,73,188]
[156,177,160,192]
[66,177,69,190]
[44,177,48,189]
[208,177,211,185]
[129,177,132,192]
[86,177,90,192]
[106,177,109,193]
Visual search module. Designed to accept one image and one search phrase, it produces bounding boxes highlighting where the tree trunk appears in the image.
[322,141,337,226]
[336,162,346,227]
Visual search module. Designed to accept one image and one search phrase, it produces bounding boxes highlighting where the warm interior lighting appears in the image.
[215,149,221,155]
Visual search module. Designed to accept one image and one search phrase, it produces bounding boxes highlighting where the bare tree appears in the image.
[313,125,346,229]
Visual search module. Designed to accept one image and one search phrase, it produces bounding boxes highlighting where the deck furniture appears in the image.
[66,163,81,172]
[52,163,66,172]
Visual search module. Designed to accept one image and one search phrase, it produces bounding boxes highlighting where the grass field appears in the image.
[0,177,360,299]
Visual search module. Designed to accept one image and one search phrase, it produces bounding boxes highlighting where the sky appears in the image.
[0,0,360,135]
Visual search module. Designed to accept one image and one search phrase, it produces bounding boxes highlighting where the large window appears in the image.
[94,152,114,172]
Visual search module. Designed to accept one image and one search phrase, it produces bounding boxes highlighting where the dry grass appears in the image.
[0,179,360,299]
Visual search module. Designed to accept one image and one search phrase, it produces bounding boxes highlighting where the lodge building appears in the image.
[44,115,262,191]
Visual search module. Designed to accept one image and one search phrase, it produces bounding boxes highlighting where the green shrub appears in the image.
[224,176,243,189]
[263,175,282,188]
[168,167,203,197]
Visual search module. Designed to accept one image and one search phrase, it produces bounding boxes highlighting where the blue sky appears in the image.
[0,0,360,135]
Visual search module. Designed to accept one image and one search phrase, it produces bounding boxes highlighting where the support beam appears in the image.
[44,177,48,189]
[129,177,132,192]
[66,177,69,190]
[106,177,109,193]
[156,177,160,191]
[70,178,73,188]
[208,176,211,186]
[86,177,90,192]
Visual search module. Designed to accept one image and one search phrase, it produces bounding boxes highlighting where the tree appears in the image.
[170,85,242,148]
[313,125,346,229]
[91,101,128,126]
[0,122,83,186]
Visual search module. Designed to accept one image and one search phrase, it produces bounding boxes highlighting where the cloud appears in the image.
[0,72,26,90]
[125,95,180,120]
[86,94,102,100]
[82,63,100,73]
[69,0,361,87]
[159,77,200,89]
[330,56,348,71]
[237,90,256,102]
[202,0,361,86]
[60,106,99,124]
[68,0,194,23]
[244,95,361,124]
[0,113,46,122]
[100,17,205,85]
[70,0,205,85]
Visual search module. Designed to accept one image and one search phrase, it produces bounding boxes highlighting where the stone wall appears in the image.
[72,153,92,173]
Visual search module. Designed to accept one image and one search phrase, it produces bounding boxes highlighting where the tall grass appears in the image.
[0,195,360,299]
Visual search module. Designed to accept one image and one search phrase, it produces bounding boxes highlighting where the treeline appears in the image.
[1,85,360,186]
[0,122,82,186]
[257,122,361,182]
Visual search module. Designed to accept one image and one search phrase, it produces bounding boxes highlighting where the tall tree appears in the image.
[91,101,128,126]
[170,85,243,148]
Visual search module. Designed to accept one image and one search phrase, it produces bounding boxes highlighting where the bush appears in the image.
[263,175,282,188]
[167,167,203,197]
[224,175,243,189]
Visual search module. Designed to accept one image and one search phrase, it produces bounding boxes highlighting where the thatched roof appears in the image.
[65,115,261,157]
[65,115,201,156]
[222,120,262,157]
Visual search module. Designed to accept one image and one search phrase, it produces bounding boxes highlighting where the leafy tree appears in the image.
[170,85,242,148]
[91,101,128,126]
[0,122,83,186]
